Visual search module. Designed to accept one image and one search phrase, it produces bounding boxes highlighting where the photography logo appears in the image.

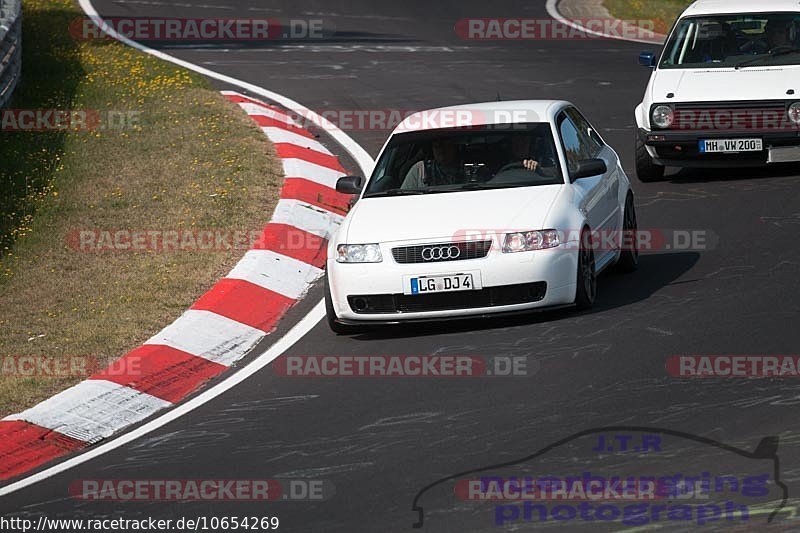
[410,426,788,529]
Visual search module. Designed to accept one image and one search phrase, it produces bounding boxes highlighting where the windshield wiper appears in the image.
[735,47,800,69]
[363,188,428,198]
[456,183,509,190]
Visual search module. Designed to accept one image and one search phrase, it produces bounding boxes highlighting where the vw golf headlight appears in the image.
[502,230,561,253]
[788,102,800,125]
[651,105,675,129]
[336,244,383,263]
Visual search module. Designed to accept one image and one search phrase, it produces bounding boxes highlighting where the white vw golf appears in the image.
[325,101,638,333]
[635,0,800,180]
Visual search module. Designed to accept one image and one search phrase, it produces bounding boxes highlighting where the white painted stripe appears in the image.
[4,380,170,444]
[144,310,266,363]
[227,249,323,300]
[262,127,332,155]
[282,158,345,189]
[0,301,327,497]
[271,198,344,240]
[237,102,300,126]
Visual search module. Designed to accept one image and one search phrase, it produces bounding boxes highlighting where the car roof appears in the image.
[392,100,571,134]
[682,0,800,17]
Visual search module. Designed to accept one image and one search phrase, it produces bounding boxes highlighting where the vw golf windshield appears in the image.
[661,13,800,69]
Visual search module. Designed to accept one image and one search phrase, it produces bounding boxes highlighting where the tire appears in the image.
[574,229,597,311]
[615,193,639,273]
[324,271,361,335]
[635,133,665,182]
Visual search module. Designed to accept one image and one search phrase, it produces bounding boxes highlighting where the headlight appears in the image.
[651,105,675,129]
[502,230,561,253]
[788,102,800,125]
[336,244,383,263]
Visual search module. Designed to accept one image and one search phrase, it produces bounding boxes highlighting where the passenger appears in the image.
[764,18,795,52]
[401,139,461,189]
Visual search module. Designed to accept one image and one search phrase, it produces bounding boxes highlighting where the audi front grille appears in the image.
[391,240,492,264]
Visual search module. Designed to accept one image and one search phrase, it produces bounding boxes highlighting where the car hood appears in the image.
[650,66,800,103]
[341,185,564,244]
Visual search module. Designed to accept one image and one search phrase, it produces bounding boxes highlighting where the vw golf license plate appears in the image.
[699,138,763,153]
[404,273,479,295]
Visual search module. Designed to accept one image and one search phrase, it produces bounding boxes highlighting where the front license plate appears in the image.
[404,273,477,295]
[699,138,763,153]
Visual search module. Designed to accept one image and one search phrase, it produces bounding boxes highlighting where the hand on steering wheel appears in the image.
[497,160,539,173]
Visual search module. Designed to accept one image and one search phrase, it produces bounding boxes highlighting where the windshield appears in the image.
[362,124,563,198]
[661,12,800,69]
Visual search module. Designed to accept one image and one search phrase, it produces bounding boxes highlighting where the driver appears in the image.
[401,138,461,189]
[509,135,541,172]
[501,134,557,177]
[764,18,794,51]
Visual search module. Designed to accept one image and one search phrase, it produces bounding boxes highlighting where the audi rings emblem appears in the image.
[421,245,461,261]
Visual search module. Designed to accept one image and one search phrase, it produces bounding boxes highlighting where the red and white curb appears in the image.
[546,0,667,46]
[0,91,351,482]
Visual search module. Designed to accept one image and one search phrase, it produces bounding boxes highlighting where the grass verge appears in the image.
[0,0,282,416]
[604,0,693,35]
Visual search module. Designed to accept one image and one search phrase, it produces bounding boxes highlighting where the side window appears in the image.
[558,113,586,174]
[565,108,605,155]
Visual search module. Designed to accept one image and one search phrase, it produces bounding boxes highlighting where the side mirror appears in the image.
[336,175,363,194]
[573,159,607,180]
[639,51,657,68]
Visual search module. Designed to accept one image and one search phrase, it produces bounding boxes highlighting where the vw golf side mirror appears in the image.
[639,51,657,68]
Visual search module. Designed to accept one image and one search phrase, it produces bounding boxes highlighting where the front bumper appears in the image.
[639,128,800,168]
[327,241,578,322]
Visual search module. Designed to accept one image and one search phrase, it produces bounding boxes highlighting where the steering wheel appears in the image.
[770,44,796,54]
[739,36,769,54]
[496,162,529,173]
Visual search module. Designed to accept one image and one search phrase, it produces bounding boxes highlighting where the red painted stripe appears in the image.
[281,178,350,215]
[192,278,296,333]
[223,93,290,117]
[92,345,227,404]
[250,115,313,138]
[252,223,328,269]
[0,420,85,481]
[275,143,346,172]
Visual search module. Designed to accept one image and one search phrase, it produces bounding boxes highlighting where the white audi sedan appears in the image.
[325,101,637,333]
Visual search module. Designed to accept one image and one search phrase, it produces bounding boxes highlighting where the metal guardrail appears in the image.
[0,0,21,108]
